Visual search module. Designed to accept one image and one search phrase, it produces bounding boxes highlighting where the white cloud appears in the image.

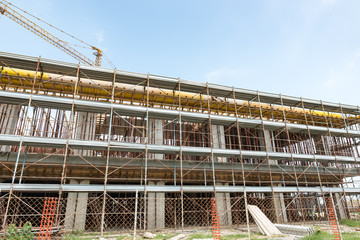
[325,79,335,87]
[324,48,360,88]
[321,0,337,5]
[94,30,104,43]
[205,67,243,83]
[347,48,360,69]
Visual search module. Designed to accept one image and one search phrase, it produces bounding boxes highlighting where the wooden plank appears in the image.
[247,205,282,236]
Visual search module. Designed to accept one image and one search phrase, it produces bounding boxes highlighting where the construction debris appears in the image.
[168,234,186,240]
[143,232,156,239]
[247,205,282,236]
[274,224,315,236]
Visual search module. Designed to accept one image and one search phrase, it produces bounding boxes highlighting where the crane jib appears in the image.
[0,1,102,67]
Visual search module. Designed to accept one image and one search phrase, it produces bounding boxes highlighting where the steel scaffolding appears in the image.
[0,51,359,238]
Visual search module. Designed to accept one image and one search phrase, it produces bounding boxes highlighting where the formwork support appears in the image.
[0,104,19,152]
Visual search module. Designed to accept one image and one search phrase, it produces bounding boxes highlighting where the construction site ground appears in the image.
[61,220,360,240]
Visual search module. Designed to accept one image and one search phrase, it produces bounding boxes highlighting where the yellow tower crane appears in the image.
[0,0,103,66]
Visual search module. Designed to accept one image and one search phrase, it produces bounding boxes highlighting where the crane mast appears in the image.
[0,1,102,66]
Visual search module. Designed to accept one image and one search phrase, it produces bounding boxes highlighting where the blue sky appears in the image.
[1,0,360,105]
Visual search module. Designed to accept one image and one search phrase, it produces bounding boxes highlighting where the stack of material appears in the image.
[274,224,315,236]
[247,205,282,236]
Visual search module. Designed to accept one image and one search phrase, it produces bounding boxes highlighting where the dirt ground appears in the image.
[63,222,360,240]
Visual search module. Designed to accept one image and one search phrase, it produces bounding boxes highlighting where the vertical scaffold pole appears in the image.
[206,83,219,234]
[232,88,251,240]
[177,78,184,231]
[143,74,150,230]
[299,98,333,227]
[338,103,360,214]
[256,92,278,222]
[133,189,139,240]
[279,94,306,223]
[56,64,81,227]
[100,69,117,236]
[2,56,41,232]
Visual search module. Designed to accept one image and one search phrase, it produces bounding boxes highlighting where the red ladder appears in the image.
[211,198,221,240]
[327,197,341,240]
[38,197,57,240]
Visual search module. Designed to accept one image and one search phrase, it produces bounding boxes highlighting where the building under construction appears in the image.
[0,51,360,236]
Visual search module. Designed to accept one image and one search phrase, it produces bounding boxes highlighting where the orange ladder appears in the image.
[38,197,57,240]
[327,197,341,240]
[211,198,221,240]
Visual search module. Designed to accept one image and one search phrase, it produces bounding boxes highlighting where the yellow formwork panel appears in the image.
[0,66,358,128]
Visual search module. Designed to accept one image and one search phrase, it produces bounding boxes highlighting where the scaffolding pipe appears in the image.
[0,183,359,193]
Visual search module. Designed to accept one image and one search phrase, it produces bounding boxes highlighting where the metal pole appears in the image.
[100,69,117,236]
[2,56,41,232]
[133,189,139,240]
[232,88,251,240]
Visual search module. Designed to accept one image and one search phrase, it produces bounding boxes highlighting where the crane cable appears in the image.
[2,0,93,50]
[103,53,116,69]
[2,0,116,68]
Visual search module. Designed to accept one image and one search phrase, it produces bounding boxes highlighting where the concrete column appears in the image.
[147,180,166,229]
[334,192,347,220]
[156,181,165,229]
[147,181,156,230]
[64,179,79,231]
[279,190,288,223]
[147,194,156,229]
[74,112,96,156]
[258,130,276,164]
[153,119,163,160]
[273,184,288,223]
[74,180,90,231]
[147,120,165,229]
[212,125,227,162]
[273,193,283,223]
[258,130,288,223]
[67,112,94,231]
[0,104,19,152]
[215,183,232,226]
[64,179,90,231]
[211,125,231,224]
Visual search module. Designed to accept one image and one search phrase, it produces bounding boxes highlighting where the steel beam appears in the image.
[0,51,358,114]
[0,91,358,138]
[0,183,359,193]
[0,134,358,163]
